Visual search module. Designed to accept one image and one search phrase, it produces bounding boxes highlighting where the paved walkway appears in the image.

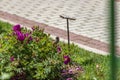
[0,0,120,55]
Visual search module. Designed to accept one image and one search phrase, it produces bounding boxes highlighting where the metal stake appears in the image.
[67,18,70,50]
[60,15,76,52]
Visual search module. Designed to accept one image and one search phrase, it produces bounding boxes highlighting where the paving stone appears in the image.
[0,0,119,48]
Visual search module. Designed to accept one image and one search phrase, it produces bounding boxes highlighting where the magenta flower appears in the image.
[32,26,35,31]
[12,24,33,43]
[10,56,14,62]
[29,36,33,41]
[24,33,32,38]
[16,31,25,41]
[14,31,20,35]
[24,33,29,37]
[27,36,33,43]
[15,31,32,43]
[57,46,61,53]
[66,78,73,80]
[64,55,70,64]
[24,33,33,42]
[13,24,21,31]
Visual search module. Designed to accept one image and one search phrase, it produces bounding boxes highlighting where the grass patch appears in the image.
[0,20,12,34]
[59,42,110,80]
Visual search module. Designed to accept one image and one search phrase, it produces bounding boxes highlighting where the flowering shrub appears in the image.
[0,25,66,80]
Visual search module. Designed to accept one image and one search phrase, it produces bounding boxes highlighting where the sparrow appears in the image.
[53,36,59,46]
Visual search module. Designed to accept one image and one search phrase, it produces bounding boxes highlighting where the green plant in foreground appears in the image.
[0,21,116,80]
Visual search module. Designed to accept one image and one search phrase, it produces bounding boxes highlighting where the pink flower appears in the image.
[68,69,73,74]
[66,78,73,80]
[62,69,67,73]
[61,69,68,75]
[76,66,84,71]
[10,56,14,62]
[76,67,81,71]
[57,46,61,53]
[64,55,70,64]
[13,24,21,31]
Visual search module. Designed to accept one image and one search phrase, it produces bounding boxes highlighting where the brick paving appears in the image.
[0,0,120,55]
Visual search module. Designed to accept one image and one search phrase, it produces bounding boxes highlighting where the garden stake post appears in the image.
[60,15,76,52]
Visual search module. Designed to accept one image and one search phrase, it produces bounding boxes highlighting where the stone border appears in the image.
[0,11,120,55]
[116,0,120,2]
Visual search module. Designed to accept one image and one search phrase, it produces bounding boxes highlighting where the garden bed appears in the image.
[0,20,119,80]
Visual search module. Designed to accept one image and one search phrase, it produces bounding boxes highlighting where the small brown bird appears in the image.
[53,36,59,46]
